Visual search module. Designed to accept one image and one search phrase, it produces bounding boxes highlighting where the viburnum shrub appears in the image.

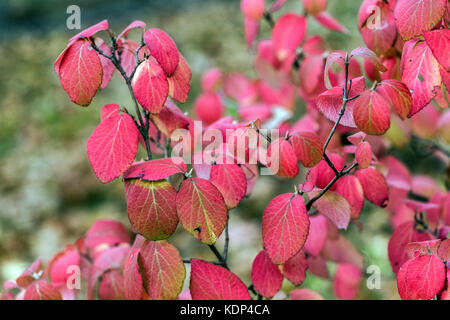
[2,0,450,300]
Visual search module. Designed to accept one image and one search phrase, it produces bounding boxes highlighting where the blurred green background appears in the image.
[1,0,446,300]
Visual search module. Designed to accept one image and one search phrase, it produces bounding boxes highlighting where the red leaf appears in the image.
[397,254,446,300]
[401,39,442,116]
[144,29,179,76]
[125,179,178,240]
[353,89,391,135]
[423,29,450,72]
[124,157,187,181]
[281,250,308,286]
[190,259,251,300]
[310,191,351,229]
[132,58,169,114]
[151,100,190,136]
[16,259,42,288]
[290,288,324,300]
[85,220,130,253]
[24,280,62,300]
[376,79,412,119]
[388,221,433,274]
[355,141,372,169]
[394,0,447,40]
[124,248,144,300]
[101,104,120,121]
[97,269,125,300]
[267,138,299,178]
[313,12,348,34]
[167,53,191,103]
[336,175,364,220]
[210,163,247,209]
[355,168,389,207]
[347,131,366,145]
[251,250,283,298]
[316,76,366,127]
[289,132,323,168]
[272,13,307,61]
[58,39,102,106]
[139,239,185,300]
[333,264,362,300]
[311,153,344,190]
[351,47,387,73]
[262,193,310,264]
[241,0,265,20]
[87,112,139,183]
[304,214,327,256]
[176,178,228,245]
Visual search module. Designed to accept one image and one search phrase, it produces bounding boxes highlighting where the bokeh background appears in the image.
[0,0,448,300]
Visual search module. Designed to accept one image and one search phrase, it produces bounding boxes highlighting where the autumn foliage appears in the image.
[3,0,450,301]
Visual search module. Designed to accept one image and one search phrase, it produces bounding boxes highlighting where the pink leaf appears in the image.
[241,0,265,20]
[401,39,442,116]
[24,280,62,300]
[125,179,178,240]
[244,16,260,48]
[176,178,228,245]
[124,248,144,300]
[423,29,450,72]
[355,168,389,207]
[322,234,364,268]
[144,29,179,76]
[311,153,344,190]
[68,20,109,44]
[290,288,324,300]
[280,250,308,286]
[388,221,433,274]
[210,163,247,209]
[347,131,366,145]
[118,20,146,39]
[262,193,310,264]
[304,214,328,256]
[251,250,283,298]
[313,12,349,33]
[316,76,366,127]
[194,92,224,125]
[57,40,102,106]
[397,254,445,300]
[394,0,447,40]
[190,259,251,300]
[87,112,139,183]
[100,104,120,121]
[351,47,387,73]
[138,239,185,300]
[333,264,362,300]
[288,132,323,168]
[272,13,307,61]
[16,259,42,288]
[355,141,372,169]
[353,89,391,135]
[376,79,412,119]
[47,245,80,285]
[323,51,346,90]
[132,58,169,114]
[167,53,191,103]
[310,191,351,229]
[124,158,187,181]
[85,220,130,253]
[97,39,115,90]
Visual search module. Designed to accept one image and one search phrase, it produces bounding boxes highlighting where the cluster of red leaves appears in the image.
[3,0,450,301]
